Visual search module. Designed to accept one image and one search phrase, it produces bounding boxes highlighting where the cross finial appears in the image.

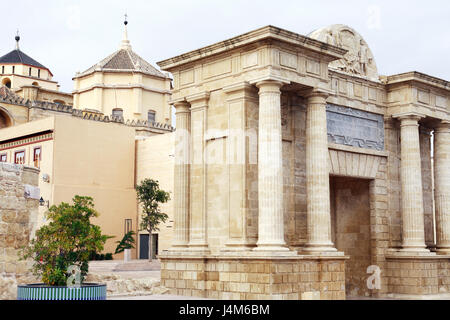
[15,29,20,50]
[120,13,131,49]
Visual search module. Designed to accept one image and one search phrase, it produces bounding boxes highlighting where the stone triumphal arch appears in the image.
[156,25,450,299]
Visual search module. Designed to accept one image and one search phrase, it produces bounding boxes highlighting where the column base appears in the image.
[393,246,435,256]
[252,243,297,256]
[170,243,189,249]
[302,244,344,256]
[187,243,211,255]
[436,247,450,255]
[221,241,257,252]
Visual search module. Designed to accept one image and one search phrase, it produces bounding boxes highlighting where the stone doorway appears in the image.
[330,176,372,298]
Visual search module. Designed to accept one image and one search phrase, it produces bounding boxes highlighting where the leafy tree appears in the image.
[114,230,136,254]
[136,179,170,262]
[21,196,112,286]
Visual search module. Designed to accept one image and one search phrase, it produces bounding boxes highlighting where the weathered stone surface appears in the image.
[0,163,39,299]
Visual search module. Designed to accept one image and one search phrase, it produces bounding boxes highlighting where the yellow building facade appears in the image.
[0,115,138,257]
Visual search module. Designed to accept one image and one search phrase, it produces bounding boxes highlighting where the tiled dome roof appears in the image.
[75,47,167,79]
[0,49,51,75]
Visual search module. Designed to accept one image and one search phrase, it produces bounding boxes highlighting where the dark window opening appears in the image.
[148,110,156,123]
[112,108,123,119]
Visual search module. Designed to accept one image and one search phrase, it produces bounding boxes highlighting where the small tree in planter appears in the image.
[19,196,112,300]
[136,179,170,262]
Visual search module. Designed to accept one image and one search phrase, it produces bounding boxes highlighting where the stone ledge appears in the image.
[328,143,388,157]
[381,293,450,300]
[386,254,450,260]
[159,253,349,261]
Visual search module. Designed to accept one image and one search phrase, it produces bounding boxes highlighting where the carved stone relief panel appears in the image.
[326,104,384,151]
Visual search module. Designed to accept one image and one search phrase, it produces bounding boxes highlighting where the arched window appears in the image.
[112,108,123,118]
[2,78,11,89]
[53,99,65,105]
[32,82,39,86]
[148,110,156,123]
[12,66,15,74]
[29,67,32,76]
[38,69,40,78]
[0,108,13,129]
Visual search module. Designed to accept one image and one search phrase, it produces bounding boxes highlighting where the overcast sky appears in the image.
[1,0,449,92]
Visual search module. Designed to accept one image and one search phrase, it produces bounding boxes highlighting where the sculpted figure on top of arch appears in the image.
[309,24,379,82]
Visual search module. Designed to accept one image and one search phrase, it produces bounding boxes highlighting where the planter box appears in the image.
[17,283,107,300]
[124,248,131,262]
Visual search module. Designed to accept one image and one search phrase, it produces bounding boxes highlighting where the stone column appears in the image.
[170,100,191,249]
[187,92,210,253]
[253,80,289,252]
[303,90,337,254]
[434,121,450,254]
[396,114,429,253]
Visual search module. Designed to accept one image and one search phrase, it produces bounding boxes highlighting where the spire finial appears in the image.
[15,29,20,50]
[120,13,131,50]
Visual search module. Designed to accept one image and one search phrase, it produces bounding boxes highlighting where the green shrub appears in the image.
[21,196,113,286]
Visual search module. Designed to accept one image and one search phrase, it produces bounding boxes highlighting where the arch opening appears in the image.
[0,109,13,129]
[2,78,11,89]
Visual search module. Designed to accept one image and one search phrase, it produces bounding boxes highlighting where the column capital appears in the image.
[223,81,256,94]
[384,116,397,130]
[186,91,210,109]
[304,88,330,100]
[170,98,190,110]
[392,112,424,123]
[223,81,258,102]
[255,80,285,94]
[435,120,450,133]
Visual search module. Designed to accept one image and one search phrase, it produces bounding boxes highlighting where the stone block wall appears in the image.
[438,260,450,293]
[160,256,346,300]
[385,257,450,295]
[0,163,39,299]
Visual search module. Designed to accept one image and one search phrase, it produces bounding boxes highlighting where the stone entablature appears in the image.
[158,26,347,98]
[385,72,450,120]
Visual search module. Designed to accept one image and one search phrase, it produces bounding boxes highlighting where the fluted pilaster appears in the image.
[253,80,289,252]
[303,90,337,254]
[397,114,429,253]
[434,121,450,254]
[171,100,191,249]
[187,92,210,253]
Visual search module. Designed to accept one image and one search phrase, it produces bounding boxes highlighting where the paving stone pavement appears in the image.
[89,259,210,300]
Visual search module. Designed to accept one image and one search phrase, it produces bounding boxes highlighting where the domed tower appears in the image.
[72,16,172,124]
[0,32,57,91]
